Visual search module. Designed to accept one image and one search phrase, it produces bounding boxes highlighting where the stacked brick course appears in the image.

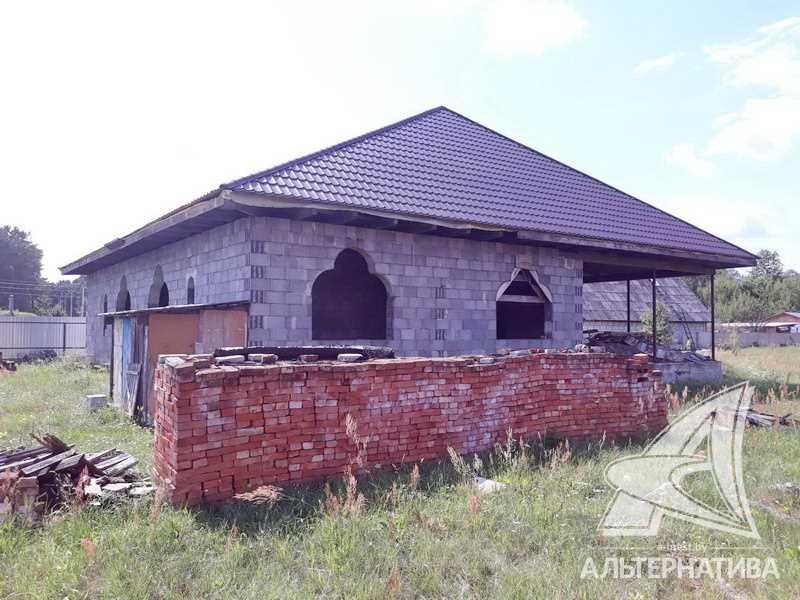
[153,351,667,505]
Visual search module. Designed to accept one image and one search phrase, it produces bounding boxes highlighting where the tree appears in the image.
[641,301,674,346]
[33,293,66,317]
[0,226,43,312]
[751,249,783,280]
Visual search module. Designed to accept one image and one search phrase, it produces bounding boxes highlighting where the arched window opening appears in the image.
[148,266,168,308]
[312,249,387,340]
[496,269,551,340]
[116,276,131,311]
[158,282,169,307]
[187,277,195,304]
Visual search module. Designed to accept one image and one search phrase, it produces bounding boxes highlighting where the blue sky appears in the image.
[2,1,799,279]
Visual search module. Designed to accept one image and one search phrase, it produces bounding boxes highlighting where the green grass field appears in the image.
[1,352,800,599]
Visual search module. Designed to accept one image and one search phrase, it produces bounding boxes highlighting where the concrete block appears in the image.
[337,353,362,363]
[474,476,507,494]
[248,353,278,364]
[216,355,245,365]
[86,394,107,411]
[161,355,188,367]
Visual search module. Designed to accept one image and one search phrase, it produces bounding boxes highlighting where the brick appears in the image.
[153,352,666,506]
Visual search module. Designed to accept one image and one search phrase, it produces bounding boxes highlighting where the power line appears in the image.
[0,280,81,288]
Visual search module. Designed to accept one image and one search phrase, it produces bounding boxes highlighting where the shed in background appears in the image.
[583,278,710,348]
[103,301,248,423]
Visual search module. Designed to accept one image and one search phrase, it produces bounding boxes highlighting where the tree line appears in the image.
[0,226,84,316]
[685,250,800,324]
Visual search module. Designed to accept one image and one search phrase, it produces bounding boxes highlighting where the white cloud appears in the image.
[706,96,800,161]
[667,17,800,175]
[702,17,800,162]
[664,143,714,176]
[734,218,769,239]
[484,0,588,57]
[633,52,683,76]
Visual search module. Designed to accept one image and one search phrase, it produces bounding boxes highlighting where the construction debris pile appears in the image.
[584,331,712,363]
[0,434,152,522]
[0,352,17,372]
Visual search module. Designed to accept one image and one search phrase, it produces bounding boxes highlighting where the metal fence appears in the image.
[0,316,86,359]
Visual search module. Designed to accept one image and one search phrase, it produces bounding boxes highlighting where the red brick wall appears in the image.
[153,351,667,505]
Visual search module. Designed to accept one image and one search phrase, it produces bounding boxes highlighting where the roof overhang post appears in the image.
[710,271,716,361]
[626,279,631,333]
[651,273,657,362]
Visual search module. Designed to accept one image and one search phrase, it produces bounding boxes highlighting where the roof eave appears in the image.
[61,190,756,276]
[60,191,231,275]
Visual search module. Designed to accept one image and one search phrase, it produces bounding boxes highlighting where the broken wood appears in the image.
[0,434,146,522]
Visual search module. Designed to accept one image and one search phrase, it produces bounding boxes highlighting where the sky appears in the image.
[1,0,799,280]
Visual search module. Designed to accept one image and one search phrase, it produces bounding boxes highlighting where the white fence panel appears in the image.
[716,329,800,348]
[0,316,86,359]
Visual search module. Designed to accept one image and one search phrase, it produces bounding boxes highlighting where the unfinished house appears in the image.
[61,107,755,417]
[584,278,711,348]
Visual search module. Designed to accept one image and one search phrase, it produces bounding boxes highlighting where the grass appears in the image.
[719,347,800,390]
[1,351,800,598]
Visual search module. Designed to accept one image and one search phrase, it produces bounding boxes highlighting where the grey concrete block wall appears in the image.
[84,219,251,362]
[247,216,584,356]
[83,215,584,361]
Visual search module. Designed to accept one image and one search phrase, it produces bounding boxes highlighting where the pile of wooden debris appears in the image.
[584,331,711,363]
[0,434,153,522]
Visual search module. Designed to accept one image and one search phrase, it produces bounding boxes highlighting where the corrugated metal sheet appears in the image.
[583,278,710,323]
[0,316,86,359]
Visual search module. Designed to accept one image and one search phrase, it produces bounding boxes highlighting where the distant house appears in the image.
[765,311,800,326]
[583,278,711,348]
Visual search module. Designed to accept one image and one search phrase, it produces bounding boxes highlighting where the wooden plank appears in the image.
[53,454,86,472]
[94,453,129,472]
[104,455,138,476]
[86,448,117,464]
[0,446,49,466]
[21,449,76,476]
[123,363,141,418]
[0,456,45,473]
[32,434,70,454]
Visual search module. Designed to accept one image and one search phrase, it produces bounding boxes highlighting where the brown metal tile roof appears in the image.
[226,107,754,262]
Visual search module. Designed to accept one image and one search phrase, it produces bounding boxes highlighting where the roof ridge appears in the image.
[221,106,449,191]
[438,106,757,261]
